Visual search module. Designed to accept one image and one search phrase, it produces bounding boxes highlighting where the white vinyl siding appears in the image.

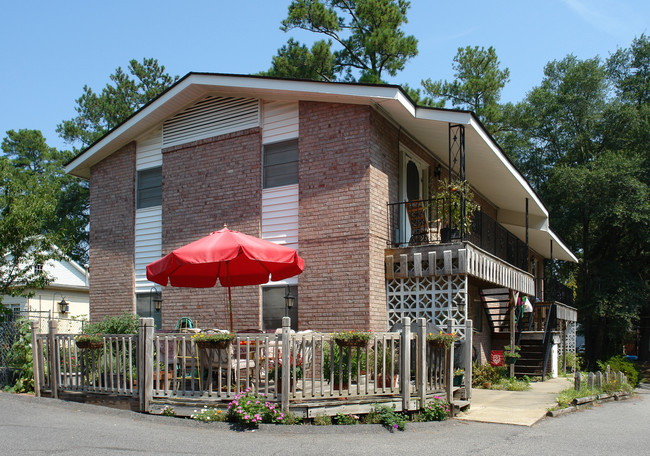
[135,131,163,293]
[262,101,299,144]
[136,127,162,169]
[162,96,259,148]
[135,207,162,293]
[261,184,298,249]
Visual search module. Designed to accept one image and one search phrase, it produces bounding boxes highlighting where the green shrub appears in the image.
[226,389,284,425]
[2,319,34,393]
[490,376,531,391]
[323,342,367,385]
[313,414,332,425]
[83,311,139,335]
[558,351,582,373]
[472,362,506,387]
[421,396,451,421]
[597,355,639,386]
[333,413,359,425]
[371,404,408,431]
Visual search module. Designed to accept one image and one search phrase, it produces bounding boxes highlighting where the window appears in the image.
[136,293,161,329]
[33,263,43,275]
[137,167,162,209]
[263,140,298,188]
[262,286,298,331]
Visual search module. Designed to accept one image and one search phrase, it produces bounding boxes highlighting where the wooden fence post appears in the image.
[138,318,154,413]
[48,319,58,399]
[401,317,411,412]
[574,371,581,392]
[30,321,41,398]
[588,372,594,390]
[446,319,455,415]
[281,317,291,412]
[417,318,426,409]
[595,371,602,390]
[464,319,473,400]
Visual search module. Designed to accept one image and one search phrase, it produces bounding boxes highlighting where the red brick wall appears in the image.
[298,102,372,332]
[160,129,262,330]
[89,142,136,322]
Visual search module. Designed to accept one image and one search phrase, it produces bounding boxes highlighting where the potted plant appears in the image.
[191,332,235,350]
[332,330,373,349]
[74,334,104,350]
[453,368,465,387]
[426,331,456,349]
[435,178,480,242]
[504,344,521,364]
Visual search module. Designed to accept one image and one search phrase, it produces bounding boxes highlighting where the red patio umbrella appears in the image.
[146,226,305,331]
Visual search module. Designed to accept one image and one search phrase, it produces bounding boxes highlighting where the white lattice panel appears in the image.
[387,275,467,339]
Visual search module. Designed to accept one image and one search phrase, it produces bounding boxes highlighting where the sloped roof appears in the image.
[64,73,576,262]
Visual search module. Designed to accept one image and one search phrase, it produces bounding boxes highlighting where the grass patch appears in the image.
[489,376,531,391]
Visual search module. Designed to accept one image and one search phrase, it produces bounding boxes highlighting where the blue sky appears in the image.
[1,0,648,152]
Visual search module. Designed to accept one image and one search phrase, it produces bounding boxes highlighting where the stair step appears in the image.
[452,400,470,411]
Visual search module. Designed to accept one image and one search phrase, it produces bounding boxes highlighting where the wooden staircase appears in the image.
[479,288,511,333]
[514,332,545,377]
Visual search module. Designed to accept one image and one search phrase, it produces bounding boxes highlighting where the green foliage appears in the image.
[421,396,450,421]
[323,342,367,385]
[333,412,359,425]
[597,355,640,386]
[191,406,226,422]
[0,154,58,311]
[160,405,176,417]
[490,376,531,391]
[472,362,506,387]
[370,404,407,431]
[3,319,34,393]
[313,414,332,425]
[57,58,178,148]
[83,311,139,335]
[1,129,88,264]
[559,351,583,373]
[265,0,417,82]
[422,45,510,136]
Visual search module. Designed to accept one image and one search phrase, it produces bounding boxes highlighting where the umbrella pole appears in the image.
[228,286,234,333]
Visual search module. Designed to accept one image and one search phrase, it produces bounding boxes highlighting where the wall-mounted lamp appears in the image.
[150,286,162,312]
[434,165,442,180]
[53,293,68,314]
[284,287,295,317]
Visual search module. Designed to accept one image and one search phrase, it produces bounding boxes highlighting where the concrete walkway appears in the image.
[456,377,572,426]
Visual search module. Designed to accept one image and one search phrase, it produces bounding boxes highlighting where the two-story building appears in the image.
[65,73,577,366]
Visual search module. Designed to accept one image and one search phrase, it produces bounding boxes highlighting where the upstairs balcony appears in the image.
[386,198,529,272]
[385,198,535,296]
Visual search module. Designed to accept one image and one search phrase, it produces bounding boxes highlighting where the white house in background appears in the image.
[3,252,89,332]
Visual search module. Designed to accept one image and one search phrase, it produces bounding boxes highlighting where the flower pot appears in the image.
[504,355,518,365]
[441,227,460,243]
[453,374,464,387]
[335,339,368,349]
[195,340,231,350]
[76,340,103,350]
[376,373,399,388]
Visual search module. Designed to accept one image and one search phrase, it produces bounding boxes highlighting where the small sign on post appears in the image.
[490,350,504,366]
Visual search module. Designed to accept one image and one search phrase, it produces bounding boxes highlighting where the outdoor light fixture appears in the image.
[284,287,295,317]
[58,298,69,314]
[53,293,68,314]
[150,287,162,312]
[434,164,442,180]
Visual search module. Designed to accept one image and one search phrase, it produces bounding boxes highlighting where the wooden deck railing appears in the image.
[32,317,473,416]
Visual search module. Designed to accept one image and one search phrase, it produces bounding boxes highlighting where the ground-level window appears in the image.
[262,286,298,331]
[136,293,161,329]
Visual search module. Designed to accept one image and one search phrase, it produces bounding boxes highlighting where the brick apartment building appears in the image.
[65,74,577,363]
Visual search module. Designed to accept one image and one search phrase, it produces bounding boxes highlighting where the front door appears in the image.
[399,149,428,244]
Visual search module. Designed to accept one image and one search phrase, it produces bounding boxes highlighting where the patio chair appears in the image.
[406,200,430,245]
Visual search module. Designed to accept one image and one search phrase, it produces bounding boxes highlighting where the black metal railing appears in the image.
[386,200,529,271]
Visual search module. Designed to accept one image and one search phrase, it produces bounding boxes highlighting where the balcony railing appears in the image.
[387,199,529,272]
